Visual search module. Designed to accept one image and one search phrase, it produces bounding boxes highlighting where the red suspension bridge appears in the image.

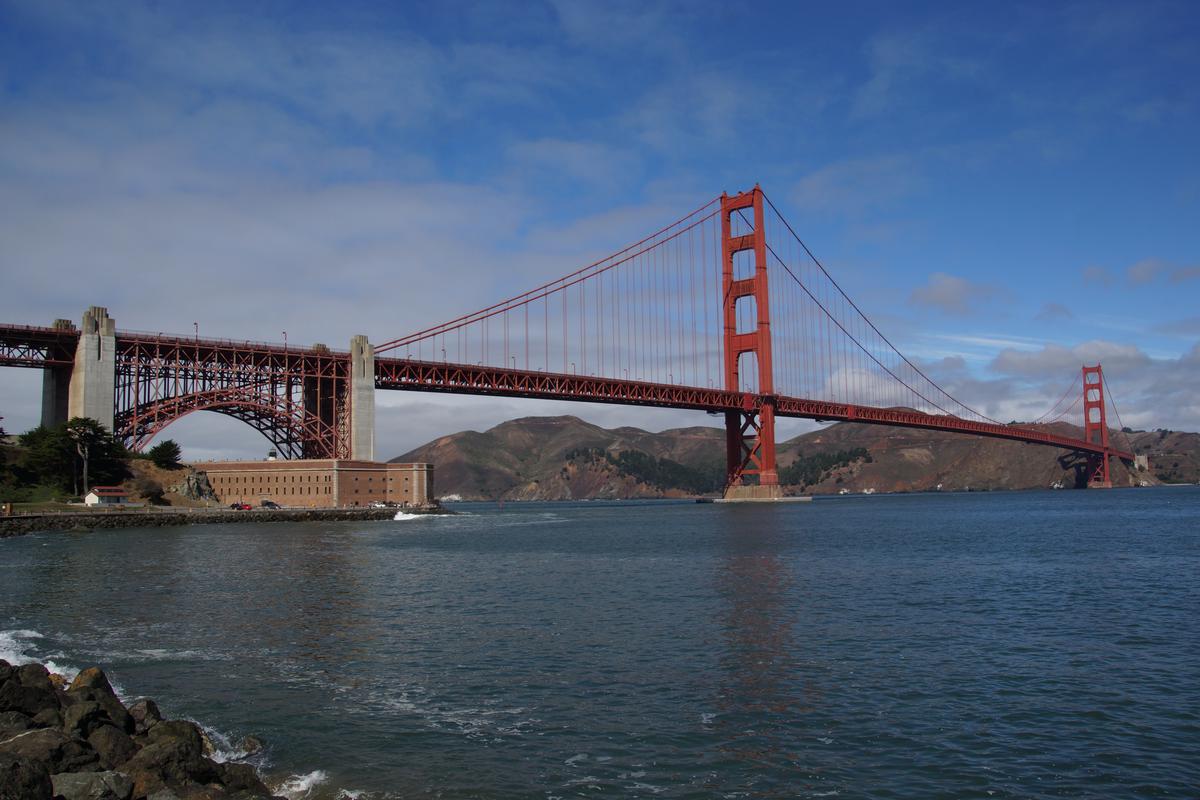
[0,185,1134,495]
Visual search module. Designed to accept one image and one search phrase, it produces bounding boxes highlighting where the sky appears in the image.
[1,0,1198,460]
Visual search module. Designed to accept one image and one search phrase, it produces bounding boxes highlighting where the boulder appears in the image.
[146,721,205,753]
[67,671,132,735]
[30,708,62,729]
[0,753,53,800]
[68,668,116,696]
[237,735,264,758]
[87,725,138,770]
[50,770,134,800]
[144,790,182,800]
[15,664,53,692]
[217,761,273,796]
[0,712,32,739]
[0,727,99,774]
[0,661,13,685]
[0,680,59,717]
[120,720,220,797]
[127,699,162,735]
[64,702,114,739]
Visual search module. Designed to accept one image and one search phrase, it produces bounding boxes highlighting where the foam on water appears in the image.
[392,511,429,521]
[275,770,329,799]
[0,629,79,681]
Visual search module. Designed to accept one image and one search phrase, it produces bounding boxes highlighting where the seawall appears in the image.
[0,506,442,538]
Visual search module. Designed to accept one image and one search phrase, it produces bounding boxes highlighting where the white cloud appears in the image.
[908,273,1003,315]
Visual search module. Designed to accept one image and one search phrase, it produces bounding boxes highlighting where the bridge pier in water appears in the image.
[720,186,783,501]
[1083,364,1113,488]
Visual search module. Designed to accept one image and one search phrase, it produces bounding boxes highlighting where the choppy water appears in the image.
[3,489,1198,798]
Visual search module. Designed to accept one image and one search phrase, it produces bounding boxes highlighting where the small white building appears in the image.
[84,487,128,507]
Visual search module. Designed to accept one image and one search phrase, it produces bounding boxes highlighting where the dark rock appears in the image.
[0,753,53,800]
[121,720,220,797]
[0,727,99,773]
[127,699,162,735]
[0,661,13,685]
[63,701,112,739]
[30,708,62,729]
[68,668,115,697]
[0,680,59,717]
[218,761,273,796]
[0,712,32,738]
[144,790,182,800]
[16,664,53,692]
[50,770,134,800]
[237,735,264,758]
[87,725,138,770]
[67,671,132,735]
[146,720,205,753]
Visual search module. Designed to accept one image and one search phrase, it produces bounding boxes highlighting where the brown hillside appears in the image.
[393,416,1174,500]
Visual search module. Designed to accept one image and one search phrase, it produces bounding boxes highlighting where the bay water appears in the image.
[2,489,1198,798]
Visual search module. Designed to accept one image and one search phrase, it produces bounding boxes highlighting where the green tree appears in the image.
[147,439,183,469]
[18,424,74,491]
[18,418,128,496]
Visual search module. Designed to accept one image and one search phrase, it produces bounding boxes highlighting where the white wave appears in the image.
[0,629,79,681]
[392,511,431,521]
[275,770,329,799]
[187,718,264,765]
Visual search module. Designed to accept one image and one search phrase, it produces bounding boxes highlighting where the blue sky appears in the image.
[1,0,1198,458]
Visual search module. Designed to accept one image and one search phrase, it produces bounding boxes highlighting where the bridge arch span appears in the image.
[115,388,344,460]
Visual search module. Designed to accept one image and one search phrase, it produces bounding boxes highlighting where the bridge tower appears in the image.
[721,186,781,500]
[349,335,375,461]
[1082,364,1112,488]
[68,306,116,432]
[40,318,76,428]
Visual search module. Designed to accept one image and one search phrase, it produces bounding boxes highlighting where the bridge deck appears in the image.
[0,324,1133,462]
[374,357,1134,460]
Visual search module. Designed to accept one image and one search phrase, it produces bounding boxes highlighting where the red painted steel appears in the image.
[373,357,1133,460]
[112,333,350,458]
[0,322,1137,467]
[0,324,79,368]
[721,186,779,487]
[0,184,1139,479]
[1082,364,1112,486]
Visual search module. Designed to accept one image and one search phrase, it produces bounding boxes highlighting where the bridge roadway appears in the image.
[374,357,1134,460]
[0,322,1134,462]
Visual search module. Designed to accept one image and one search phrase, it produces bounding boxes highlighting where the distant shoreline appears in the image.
[0,505,445,538]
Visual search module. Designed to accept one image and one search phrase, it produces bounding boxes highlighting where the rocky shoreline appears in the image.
[0,506,446,538]
[1,660,281,799]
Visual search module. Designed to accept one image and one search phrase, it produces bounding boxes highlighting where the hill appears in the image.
[392,415,1193,500]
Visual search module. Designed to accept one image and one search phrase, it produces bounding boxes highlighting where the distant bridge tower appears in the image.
[721,186,781,500]
[1082,364,1112,488]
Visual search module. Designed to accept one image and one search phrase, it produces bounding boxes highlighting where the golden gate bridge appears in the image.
[0,186,1134,497]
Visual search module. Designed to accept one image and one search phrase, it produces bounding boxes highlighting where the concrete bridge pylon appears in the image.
[67,306,116,432]
[349,334,375,462]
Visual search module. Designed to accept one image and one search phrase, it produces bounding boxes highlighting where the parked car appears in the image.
[260,500,280,509]
[228,502,252,510]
